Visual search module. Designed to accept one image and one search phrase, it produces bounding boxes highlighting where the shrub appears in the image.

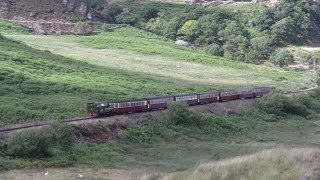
[105,3,123,22]
[140,6,159,20]
[6,130,51,158]
[168,102,193,125]
[269,50,294,67]
[204,43,223,56]
[258,93,309,116]
[116,12,138,25]
[50,122,74,149]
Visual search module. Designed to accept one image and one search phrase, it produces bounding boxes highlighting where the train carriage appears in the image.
[174,94,198,105]
[148,96,174,110]
[198,92,219,104]
[110,99,148,114]
[240,89,255,99]
[219,90,241,101]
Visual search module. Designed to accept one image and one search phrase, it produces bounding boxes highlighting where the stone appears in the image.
[175,39,189,46]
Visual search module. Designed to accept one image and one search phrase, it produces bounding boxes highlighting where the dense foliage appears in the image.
[100,0,320,64]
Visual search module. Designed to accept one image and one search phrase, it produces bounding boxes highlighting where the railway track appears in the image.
[0,117,93,134]
[0,87,317,135]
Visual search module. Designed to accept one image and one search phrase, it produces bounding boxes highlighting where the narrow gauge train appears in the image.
[87,87,272,117]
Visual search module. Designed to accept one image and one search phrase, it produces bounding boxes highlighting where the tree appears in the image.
[146,12,166,35]
[269,49,294,67]
[223,35,250,61]
[177,20,198,41]
[256,8,276,31]
[270,17,295,45]
[104,3,123,22]
[163,16,187,40]
[246,35,275,63]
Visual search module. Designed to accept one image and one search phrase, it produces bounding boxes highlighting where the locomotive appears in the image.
[87,87,272,117]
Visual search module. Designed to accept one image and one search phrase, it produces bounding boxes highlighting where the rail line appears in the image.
[0,117,93,133]
[0,87,317,134]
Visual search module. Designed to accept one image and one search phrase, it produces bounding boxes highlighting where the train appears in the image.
[87,87,273,117]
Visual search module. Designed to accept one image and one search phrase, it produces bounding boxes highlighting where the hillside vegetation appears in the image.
[2,148,320,179]
[85,0,320,66]
[0,19,316,125]
[1,91,320,173]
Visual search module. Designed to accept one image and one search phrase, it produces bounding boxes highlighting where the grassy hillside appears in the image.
[1,92,320,172]
[3,148,318,179]
[7,28,314,90]
[0,34,214,125]
[0,19,315,125]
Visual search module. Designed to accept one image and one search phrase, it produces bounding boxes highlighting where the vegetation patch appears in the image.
[1,92,320,172]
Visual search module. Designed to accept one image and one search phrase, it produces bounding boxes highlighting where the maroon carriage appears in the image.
[240,89,255,99]
[198,92,219,104]
[109,99,148,114]
[148,96,174,110]
[219,90,241,101]
[174,94,198,105]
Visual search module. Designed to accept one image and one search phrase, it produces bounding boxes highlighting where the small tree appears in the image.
[269,49,294,67]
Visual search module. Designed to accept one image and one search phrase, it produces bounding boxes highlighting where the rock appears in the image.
[175,40,189,46]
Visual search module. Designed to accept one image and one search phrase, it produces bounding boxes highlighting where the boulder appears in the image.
[175,39,189,46]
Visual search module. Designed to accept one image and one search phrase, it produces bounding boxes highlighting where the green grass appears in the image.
[0,35,215,125]
[6,27,314,91]
[0,19,30,34]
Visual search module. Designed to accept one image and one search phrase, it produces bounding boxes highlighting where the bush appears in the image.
[270,50,294,67]
[140,6,159,20]
[168,102,193,125]
[6,130,51,158]
[258,93,309,116]
[116,12,138,25]
[50,122,74,149]
[104,3,123,22]
[204,43,223,56]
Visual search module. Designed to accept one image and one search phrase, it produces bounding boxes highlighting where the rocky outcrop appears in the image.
[0,0,100,34]
[62,0,89,17]
[16,20,94,35]
[0,0,91,21]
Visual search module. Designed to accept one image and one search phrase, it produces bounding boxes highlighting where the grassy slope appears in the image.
[0,19,315,125]
[7,27,313,90]
[0,34,212,125]
[3,148,319,179]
